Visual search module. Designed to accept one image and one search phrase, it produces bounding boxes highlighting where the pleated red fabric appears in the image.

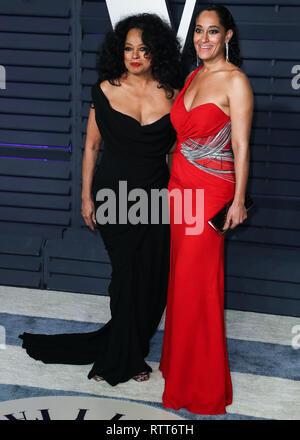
[159,66,235,415]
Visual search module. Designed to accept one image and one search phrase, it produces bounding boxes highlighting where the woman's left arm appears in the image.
[223,71,254,230]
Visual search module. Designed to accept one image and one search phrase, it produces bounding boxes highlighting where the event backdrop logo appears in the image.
[106,0,197,47]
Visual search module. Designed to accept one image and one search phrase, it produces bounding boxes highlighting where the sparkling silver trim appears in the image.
[180,120,235,182]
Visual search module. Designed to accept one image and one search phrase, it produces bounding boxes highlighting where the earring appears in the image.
[225,42,229,63]
[196,54,201,67]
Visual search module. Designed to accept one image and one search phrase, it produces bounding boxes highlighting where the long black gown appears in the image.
[19,82,176,386]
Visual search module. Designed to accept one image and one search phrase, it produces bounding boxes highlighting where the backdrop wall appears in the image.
[0,0,299,316]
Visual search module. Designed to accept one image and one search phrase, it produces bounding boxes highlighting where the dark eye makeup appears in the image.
[194,28,219,34]
[124,46,150,53]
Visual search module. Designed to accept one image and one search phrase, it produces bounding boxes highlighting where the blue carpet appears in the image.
[1,312,299,381]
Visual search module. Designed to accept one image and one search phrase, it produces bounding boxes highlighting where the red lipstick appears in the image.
[131,62,141,67]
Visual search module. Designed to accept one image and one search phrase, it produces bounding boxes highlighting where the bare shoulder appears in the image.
[100,79,124,100]
[227,68,252,92]
[226,68,254,114]
[100,80,111,94]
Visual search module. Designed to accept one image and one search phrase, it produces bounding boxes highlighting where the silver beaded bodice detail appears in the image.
[180,120,235,183]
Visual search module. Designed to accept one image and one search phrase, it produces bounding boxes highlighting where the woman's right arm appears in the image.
[81,105,102,231]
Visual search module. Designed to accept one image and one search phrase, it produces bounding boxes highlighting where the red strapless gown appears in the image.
[159,66,235,415]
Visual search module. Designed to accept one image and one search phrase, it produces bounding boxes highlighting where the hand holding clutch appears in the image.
[208,194,254,235]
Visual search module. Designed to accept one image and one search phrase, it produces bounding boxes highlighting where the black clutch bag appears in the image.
[208,193,254,235]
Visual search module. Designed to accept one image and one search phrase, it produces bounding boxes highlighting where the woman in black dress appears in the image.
[19,14,184,386]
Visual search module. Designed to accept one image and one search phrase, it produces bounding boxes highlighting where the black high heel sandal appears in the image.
[133,372,150,382]
[93,372,150,383]
[93,375,104,382]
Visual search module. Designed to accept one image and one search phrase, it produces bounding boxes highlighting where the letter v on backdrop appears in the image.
[105,0,197,49]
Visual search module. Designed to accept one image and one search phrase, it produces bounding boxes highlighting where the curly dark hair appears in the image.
[95,13,185,98]
[183,4,242,68]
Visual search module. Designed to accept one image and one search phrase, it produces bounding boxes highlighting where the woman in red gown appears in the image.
[159,5,253,415]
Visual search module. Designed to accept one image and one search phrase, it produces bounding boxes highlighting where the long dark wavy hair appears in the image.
[191,4,242,68]
[95,13,185,99]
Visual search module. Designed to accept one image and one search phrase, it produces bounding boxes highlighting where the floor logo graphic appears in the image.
[0,396,185,420]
